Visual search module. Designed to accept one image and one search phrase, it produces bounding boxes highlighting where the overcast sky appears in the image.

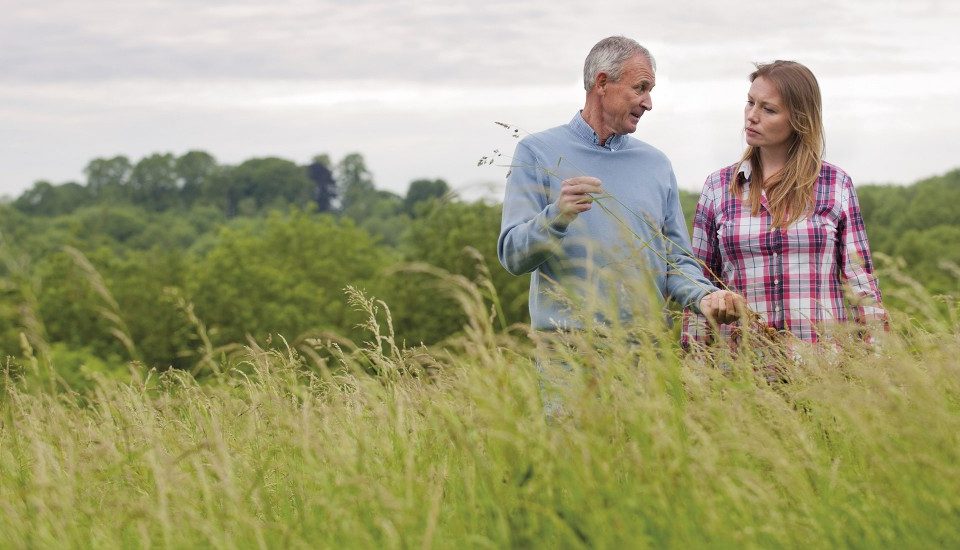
[2,0,959,200]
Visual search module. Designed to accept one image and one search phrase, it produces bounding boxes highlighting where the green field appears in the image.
[2,277,958,548]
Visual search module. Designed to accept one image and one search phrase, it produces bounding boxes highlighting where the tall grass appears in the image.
[1,266,959,548]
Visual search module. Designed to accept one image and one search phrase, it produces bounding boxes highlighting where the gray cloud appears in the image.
[2,0,959,196]
[6,0,953,85]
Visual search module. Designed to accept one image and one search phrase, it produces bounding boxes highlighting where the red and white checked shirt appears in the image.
[682,161,886,347]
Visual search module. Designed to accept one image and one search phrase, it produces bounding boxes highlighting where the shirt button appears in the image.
[774,279,779,284]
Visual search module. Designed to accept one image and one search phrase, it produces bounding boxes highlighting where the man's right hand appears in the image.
[699,290,747,325]
[555,176,604,226]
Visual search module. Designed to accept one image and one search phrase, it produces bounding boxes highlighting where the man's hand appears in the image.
[555,176,603,226]
[699,290,746,325]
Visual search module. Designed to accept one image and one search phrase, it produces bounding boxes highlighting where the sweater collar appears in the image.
[569,112,628,151]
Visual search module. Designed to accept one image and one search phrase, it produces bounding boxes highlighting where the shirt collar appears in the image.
[738,161,753,180]
[569,112,628,151]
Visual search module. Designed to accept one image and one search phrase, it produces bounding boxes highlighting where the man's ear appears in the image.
[594,72,609,93]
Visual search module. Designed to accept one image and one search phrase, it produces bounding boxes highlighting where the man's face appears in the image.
[599,54,655,136]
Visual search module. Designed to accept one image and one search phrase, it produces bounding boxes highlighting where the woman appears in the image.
[682,60,886,348]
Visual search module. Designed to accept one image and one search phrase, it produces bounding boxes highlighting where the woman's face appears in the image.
[744,76,793,150]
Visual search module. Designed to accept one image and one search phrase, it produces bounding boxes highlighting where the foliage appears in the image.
[307,156,337,213]
[187,210,395,348]
[1,155,957,369]
[336,152,376,216]
[404,178,450,216]
[176,150,220,207]
[205,157,314,217]
[12,181,92,216]
[84,155,132,201]
[857,169,960,297]
[347,190,409,247]
[129,153,180,211]
[387,199,528,345]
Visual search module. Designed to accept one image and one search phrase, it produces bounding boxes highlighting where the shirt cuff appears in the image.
[688,287,715,315]
[541,203,570,237]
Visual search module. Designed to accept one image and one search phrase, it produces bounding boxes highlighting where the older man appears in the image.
[498,36,741,332]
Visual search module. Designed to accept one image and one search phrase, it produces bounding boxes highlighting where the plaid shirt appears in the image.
[682,161,886,347]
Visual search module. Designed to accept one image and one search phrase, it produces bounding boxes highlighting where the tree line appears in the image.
[1,154,957,386]
[12,151,446,227]
[0,151,525,386]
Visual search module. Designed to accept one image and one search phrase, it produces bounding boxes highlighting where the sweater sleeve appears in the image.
[497,140,568,275]
[682,171,724,349]
[662,169,717,313]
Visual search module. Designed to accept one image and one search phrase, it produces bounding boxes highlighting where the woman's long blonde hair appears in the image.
[732,60,824,228]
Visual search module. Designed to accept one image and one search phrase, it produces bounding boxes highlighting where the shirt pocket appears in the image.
[719,217,764,261]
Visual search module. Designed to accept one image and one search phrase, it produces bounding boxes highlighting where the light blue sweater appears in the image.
[497,113,716,330]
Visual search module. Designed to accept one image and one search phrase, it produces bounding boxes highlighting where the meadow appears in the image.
[1,269,958,548]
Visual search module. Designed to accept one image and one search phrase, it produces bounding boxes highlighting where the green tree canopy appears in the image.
[188,211,395,346]
[404,178,450,216]
[176,151,219,207]
[130,153,180,211]
[84,156,132,200]
[12,181,91,216]
[337,152,375,215]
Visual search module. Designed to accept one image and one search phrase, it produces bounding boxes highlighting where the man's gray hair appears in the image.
[583,36,656,91]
